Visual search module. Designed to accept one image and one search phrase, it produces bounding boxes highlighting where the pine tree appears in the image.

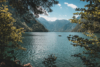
[68,0,100,67]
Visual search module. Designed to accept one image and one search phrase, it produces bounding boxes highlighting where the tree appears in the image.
[68,0,100,67]
[0,0,26,61]
[42,54,57,67]
[0,0,59,60]
[8,0,59,17]
[0,0,59,64]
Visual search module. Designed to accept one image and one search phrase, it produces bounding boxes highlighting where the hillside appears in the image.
[38,17,77,32]
[59,23,77,32]
[7,3,48,32]
[71,16,89,32]
[71,24,82,32]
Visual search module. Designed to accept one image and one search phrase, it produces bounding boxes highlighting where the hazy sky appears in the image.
[39,0,89,21]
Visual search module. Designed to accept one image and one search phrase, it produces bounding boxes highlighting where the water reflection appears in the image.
[14,32,100,67]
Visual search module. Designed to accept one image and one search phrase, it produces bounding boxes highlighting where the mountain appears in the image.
[59,23,77,32]
[7,3,48,32]
[71,16,87,32]
[38,17,77,32]
[36,17,50,30]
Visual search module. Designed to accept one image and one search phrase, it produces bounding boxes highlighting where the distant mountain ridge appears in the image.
[59,22,77,32]
[38,17,77,32]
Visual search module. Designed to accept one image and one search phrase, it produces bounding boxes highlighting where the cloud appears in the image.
[75,15,79,18]
[57,18,68,20]
[59,15,61,16]
[57,4,61,6]
[57,3,62,9]
[39,15,68,21]
[64,2,78,9]
[63,15,67,16]
[39,15,57,21]
[65,15,67,16]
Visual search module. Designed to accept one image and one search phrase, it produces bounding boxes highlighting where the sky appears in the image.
[38,0,89,21]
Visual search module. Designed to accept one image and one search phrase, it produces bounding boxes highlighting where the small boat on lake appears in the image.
[58,35,61,37]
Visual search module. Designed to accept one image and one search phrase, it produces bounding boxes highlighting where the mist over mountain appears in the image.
[37,17,77,32]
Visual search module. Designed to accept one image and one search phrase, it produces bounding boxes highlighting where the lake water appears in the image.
[14,32,100,67]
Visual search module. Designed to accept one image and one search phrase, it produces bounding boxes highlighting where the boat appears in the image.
[58,35,61,37]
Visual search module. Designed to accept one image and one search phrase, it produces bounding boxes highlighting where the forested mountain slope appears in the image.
[7,3,48,32]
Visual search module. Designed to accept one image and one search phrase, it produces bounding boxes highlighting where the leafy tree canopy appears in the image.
[0,1,26,60]
[7,0,59,17]
[68,0,100,67]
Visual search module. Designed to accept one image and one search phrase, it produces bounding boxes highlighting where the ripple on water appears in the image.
[14,32,92,67]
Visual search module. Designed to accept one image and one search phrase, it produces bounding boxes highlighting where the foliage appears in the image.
[42,54,57,67]
[8,0,59,17]
[68,0,100,67]
[0,1,26,60]
[7,7,48,32]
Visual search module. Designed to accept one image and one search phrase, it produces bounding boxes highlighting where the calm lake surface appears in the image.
[15,32,100,67]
